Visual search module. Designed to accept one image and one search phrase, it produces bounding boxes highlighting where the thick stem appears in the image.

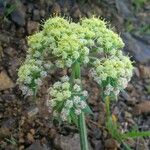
[71,62,89,150]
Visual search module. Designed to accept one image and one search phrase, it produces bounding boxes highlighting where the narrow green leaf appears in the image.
[123,131,150,139]
[83,105,93,114]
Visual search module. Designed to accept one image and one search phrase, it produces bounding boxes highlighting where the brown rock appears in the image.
[137,138,149,150]
[54,134,81,150]
[0,127,10,138]
[71,4,81,19]
[139,65,150,78]
[0,71,15,91]
[30,129,35,135]
[27,132,35,143]
[33,9,40,21]
[104,138,119,150]
[51,2,61,15]
[27,21,39,34]
[27,107,39,117]
[0,45,3,60]
[133,101,150,115]
[19,145,25,150]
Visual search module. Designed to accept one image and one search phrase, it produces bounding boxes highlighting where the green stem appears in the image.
[71,62,89,150]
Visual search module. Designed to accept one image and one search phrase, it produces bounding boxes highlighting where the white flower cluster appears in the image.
[90,51,133,97]
[46,76,88,121]
[18,59,48,96]
[81,17,124,53]
[28,17,93,69]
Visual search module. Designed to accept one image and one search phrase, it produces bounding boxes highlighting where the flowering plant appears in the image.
[18,17,133,150]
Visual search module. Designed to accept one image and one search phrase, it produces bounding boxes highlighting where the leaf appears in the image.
[70,109,78,126]
[122,141,133,150]
[83,105,93,114]
[123,131,150,139]
[54,101,64,112]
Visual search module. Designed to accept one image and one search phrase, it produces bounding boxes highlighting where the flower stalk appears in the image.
[71,62,89,150]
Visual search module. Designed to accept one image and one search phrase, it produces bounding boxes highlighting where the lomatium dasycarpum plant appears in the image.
[17,17,133,150]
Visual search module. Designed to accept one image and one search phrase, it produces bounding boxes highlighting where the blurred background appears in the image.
[0,0,150,149]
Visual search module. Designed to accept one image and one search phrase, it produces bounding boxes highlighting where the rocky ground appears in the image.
[0,0,150,150]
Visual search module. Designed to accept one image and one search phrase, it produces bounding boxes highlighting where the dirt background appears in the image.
[0,0,150,149]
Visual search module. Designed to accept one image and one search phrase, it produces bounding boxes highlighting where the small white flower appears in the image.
[73,84,81,92]
[62,82,70,89]
[73,51,80,59]
[90,68,96,77]
[83,47,89,55]
[53,111,59,117]
[49,99,56,107]
[32,66,40,72]
[65,100,73,108]
[61,112,68,121]
[34,51,41,57]
[44,63,52,69]
[36,60,42,65]
[63,91,72,99]
[40,71,47,78]
[61,76,69,82]
[114,89,120,96]
[80,101,87,109]
[49,89,57,96]
[83,56,89,64]
[34,78,42,86]
[75,109,81,115]
[82,90,88,97]
[73,96,81,104]
[106,84,114,92]
[74,79,81,84]
[56,92,63,101]
[53,81,61,89]
[66,59,72,67]
[20,85,28,95]
[55,60,64,68]
[104,89,110,95]
[25,76,32,84]
[26,89,34,96]
[62,52,68,59]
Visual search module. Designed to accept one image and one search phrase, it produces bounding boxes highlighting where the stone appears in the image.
[0,33,10,44]
[137,138,149,150]
[10,1,25,26]
[115,0,133,19]
[91,139,103,150]
[27,107,39,117]
[71,4,81,19]
[51,2,61,14]
[125,111,132,118]
[133,101,150,115]
[139,65,150,78]
[0,45,3,61]
[104,138,119,150]
[134,67,140,78]
[54,134,81,150]
[91,127,102,140]
[1,117,16,128]
[40,10,45,17]
[26,140,51,150]
[122,33,150,64]
[27,133,35,143]
[4,47,17,57]
[33,9,40,21]
[121,91,131,101]
[8,57,22,80]
[0,127,10,138]
[0,71,15,91]
[27,21,39,34]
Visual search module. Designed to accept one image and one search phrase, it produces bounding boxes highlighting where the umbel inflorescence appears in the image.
[18,16,133,123]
